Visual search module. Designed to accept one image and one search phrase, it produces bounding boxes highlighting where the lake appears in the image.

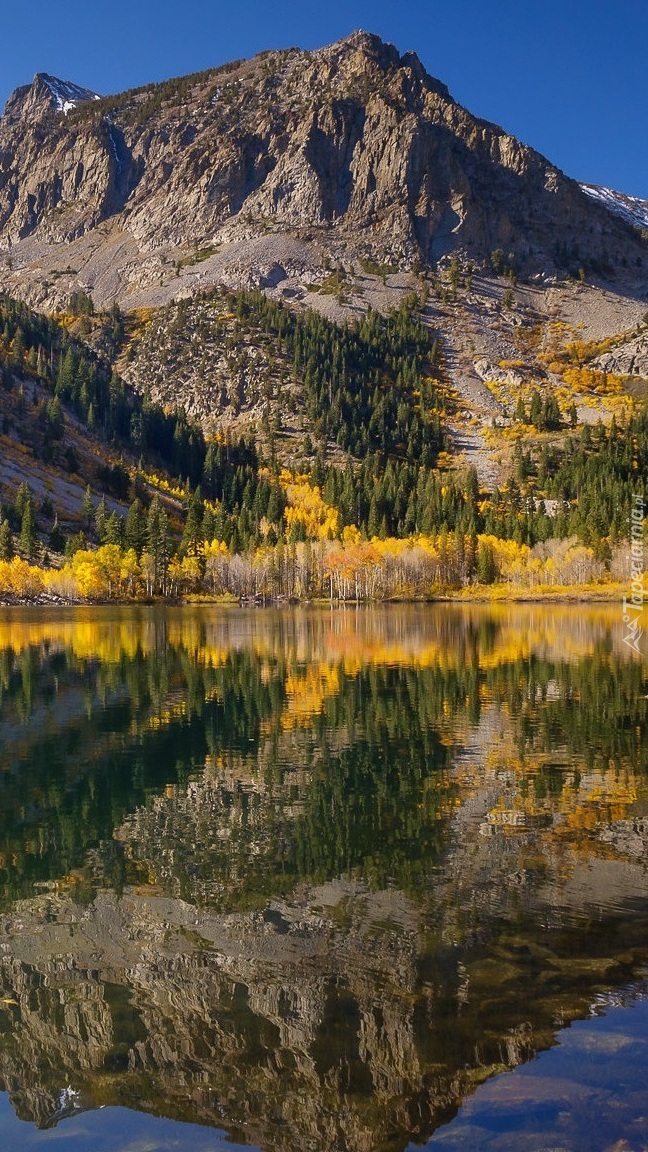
[0,602,646,1152]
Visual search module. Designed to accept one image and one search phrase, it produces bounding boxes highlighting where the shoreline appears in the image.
[0,588,627,609]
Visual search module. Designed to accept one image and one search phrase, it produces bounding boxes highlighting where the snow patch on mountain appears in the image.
[40,74,100,114]
[580,183,648,232]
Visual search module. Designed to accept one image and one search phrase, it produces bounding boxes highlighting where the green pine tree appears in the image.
[476,542,497,585]
[104,511,123,546]
[48,517,65,554]
[95,496,108,543]
[146,496,170,594]
[19,498,38,560]
[125,498,147,558]
[81,484,94,530]
[0,519,13,560]
[181,490,204,557]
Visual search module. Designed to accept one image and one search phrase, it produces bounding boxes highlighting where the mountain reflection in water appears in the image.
[0,603,646,1152]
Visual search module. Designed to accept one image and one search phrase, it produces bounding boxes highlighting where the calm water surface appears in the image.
[0,603,646,1152]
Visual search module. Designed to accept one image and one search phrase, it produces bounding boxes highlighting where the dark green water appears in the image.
[0,603,646,1152]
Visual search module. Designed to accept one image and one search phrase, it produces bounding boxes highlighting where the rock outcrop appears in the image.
[0,32,646,308]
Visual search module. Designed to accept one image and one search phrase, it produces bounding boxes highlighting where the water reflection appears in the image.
[422,986,648,1152]
[0,604,646,1151]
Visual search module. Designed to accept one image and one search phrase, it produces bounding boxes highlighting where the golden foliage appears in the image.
[0,557,44,597]
[53,545,143,600]
[279,470,339,540]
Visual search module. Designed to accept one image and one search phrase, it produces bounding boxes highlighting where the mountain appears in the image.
[580,183,648,233]
[2,72,100,120]
[0,30,646,315]
[0,33,647,582]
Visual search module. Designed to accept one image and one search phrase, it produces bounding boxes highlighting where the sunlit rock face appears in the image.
[0,33,646,310]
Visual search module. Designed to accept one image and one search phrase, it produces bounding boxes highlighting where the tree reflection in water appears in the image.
[0,603,645,1151]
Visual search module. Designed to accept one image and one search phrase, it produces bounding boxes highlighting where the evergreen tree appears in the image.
[48,517,65,554]
[81,484,94,530]
[202,505,216,543]
[125,498,147,558]
[542,391,562,431]
[95,496,108,543]
[65,531,86,558]
[476,542,497,585]
[11,327,25,368]
[0,519,13,560]
[529,389,543,429]
[181,489,204,557]
[18,498,38,560]
[147,496,170,593]
[15,481,32,519]
[104,511,123,546]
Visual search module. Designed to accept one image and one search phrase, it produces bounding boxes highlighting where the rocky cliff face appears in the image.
[0,32,646,310]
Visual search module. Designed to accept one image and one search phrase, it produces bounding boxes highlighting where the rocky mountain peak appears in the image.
[2,72,99,122]
[0,32,646,309]
[326,29,402,68]
[318,30,450,100]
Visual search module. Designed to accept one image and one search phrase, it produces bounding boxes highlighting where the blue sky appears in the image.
[2,0,647,198]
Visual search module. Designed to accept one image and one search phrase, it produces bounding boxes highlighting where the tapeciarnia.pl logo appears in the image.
[623,494,645,654]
